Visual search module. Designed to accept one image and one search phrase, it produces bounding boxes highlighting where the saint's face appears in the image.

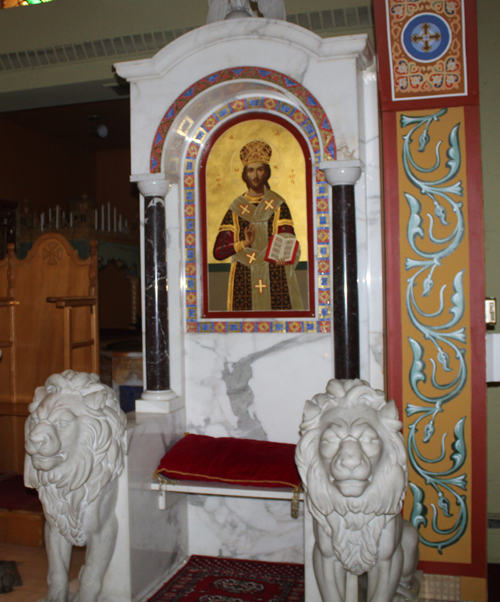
[243,162,269,194]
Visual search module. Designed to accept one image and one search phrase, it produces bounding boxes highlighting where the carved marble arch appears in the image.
[150,68,336,174]
[153,75,335,333]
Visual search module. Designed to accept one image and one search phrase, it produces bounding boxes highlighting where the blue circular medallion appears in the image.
[401,13,451,63]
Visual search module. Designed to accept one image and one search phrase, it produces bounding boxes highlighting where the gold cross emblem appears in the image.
[239,204,250,215]
[254,279,267,293]
[264,199,275,211]
[246,252,257,265]
[411,22,442,53]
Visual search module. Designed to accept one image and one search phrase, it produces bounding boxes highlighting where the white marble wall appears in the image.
[356,63,384,390]
[183,332,331,562]
[185,333,332,442]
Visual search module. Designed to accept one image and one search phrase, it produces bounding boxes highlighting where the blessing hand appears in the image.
[244,223,256,247]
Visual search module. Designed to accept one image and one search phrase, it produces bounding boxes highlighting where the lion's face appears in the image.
[318,406,384,498]
[296,379,408,520]
[295,379,409,575]
[25,392,83,472]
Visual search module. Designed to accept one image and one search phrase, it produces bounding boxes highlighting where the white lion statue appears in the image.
[295,379,420,602]
[207,0,286,23]
[25,371,127,602]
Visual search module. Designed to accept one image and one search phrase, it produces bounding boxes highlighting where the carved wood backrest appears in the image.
[0,233,99,405]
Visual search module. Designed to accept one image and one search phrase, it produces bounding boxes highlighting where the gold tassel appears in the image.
[291,486,301,519]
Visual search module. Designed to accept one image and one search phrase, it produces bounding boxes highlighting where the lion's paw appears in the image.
[394,576,421,602]
[37,588,70,602]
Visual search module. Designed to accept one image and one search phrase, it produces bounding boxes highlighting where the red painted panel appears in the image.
[382,110,403,417]
[373,0,480,112]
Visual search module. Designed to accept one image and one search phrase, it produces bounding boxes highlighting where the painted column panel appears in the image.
[399,107,471,561]
[374,0,487,598]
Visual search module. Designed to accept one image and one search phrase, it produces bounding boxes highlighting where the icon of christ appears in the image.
[213,139,303,311]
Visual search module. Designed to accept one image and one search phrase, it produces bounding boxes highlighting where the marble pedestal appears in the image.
[101,411,187,602]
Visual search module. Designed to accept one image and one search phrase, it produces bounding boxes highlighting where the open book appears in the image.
[265,234,299,265]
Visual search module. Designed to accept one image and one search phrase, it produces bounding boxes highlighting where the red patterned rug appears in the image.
[146,555,304,602]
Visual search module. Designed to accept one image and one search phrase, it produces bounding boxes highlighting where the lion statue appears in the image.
[24,370,127,602]
[295,379,420,602]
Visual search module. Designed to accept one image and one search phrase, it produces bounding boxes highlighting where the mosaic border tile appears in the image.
[182,97,332,334]
[149,66,336,173]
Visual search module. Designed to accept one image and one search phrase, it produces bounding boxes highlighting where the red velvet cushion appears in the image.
[155,434,301,489]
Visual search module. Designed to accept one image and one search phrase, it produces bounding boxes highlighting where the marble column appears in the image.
[320,161,362,380]
[127,274,140,329]
[135,177,179,410]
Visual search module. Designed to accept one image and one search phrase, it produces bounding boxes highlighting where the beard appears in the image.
[244,177,268,194]
[242,164,270,194]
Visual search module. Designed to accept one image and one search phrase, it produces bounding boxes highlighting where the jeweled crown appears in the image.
[240,140,272,165]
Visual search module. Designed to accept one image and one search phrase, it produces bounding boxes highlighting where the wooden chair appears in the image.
[0,233,99,473]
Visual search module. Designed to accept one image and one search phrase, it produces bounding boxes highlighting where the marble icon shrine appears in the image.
[21,0,488,601]
[111,11,383,601]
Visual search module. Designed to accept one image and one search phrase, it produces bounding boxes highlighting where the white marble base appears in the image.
[101,410,187,602]
[134,557,188,602]
[137,391,184,413]
[187,496,304,563]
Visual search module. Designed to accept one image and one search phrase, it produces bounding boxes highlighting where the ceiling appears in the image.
[0,98,131,151]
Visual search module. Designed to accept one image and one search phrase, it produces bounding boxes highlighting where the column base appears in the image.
[136,390,184,413]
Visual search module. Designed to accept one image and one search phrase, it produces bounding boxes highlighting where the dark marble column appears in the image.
[320,161,362,380]
[137,179,171,394]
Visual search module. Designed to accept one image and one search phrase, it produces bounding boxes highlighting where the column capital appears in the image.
[319,160,362,187]
[131,173,171,198]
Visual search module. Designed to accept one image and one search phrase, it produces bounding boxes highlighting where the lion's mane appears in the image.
[295,379,408,575]
[24,370,126,546]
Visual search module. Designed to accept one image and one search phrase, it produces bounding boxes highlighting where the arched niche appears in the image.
[150,73,335,335]
[152,73,336,179]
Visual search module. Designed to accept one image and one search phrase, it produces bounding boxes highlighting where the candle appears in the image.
[95,209,98,230]
[56,205,59,229]
[49,208,52,222]
[62,211,65,224]
[108,203,111,232]
[119,215,122,232]
[70,212,73,227]
[41,213,44,232]
[114,207,117,232]
[102,205,104,231]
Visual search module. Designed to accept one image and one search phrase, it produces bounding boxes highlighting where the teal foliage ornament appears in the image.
[402,108,468,553]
